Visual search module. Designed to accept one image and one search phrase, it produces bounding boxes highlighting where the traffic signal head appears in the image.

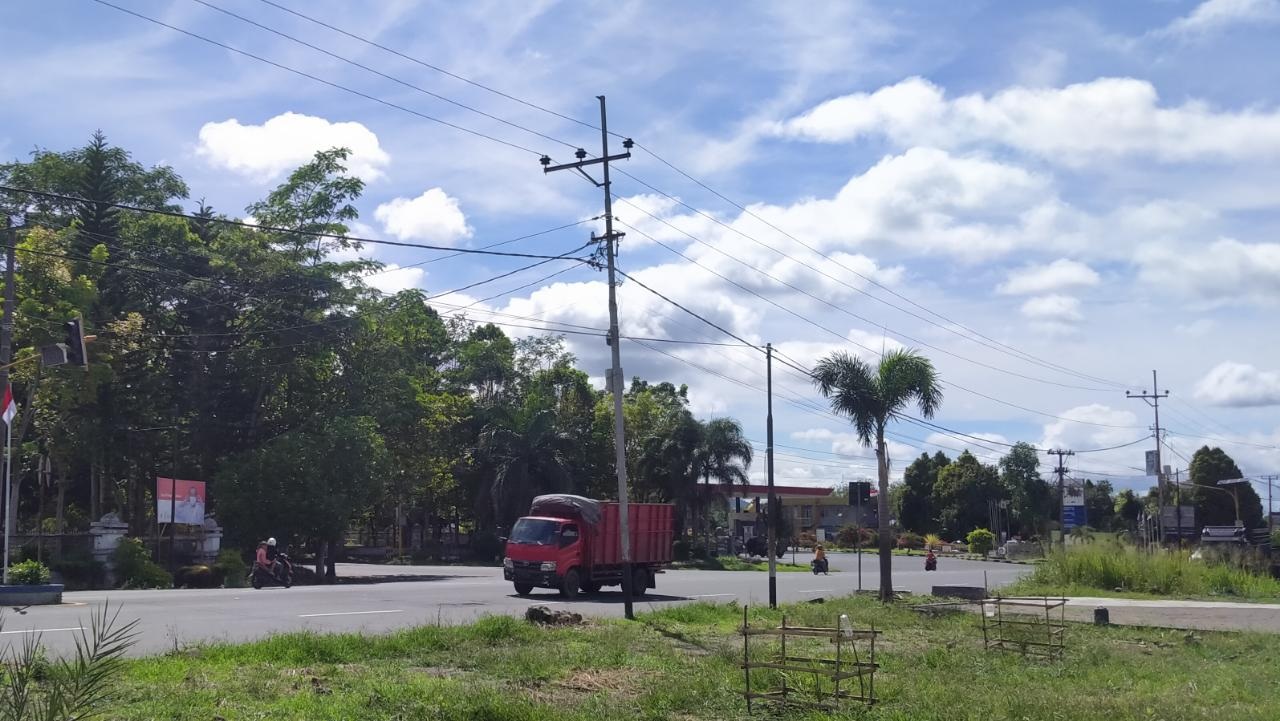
[64,317,87,368]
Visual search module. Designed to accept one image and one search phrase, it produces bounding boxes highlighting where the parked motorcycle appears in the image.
[810,557,829,575]
[249,553,294,589]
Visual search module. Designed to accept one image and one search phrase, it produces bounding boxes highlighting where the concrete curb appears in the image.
[0,584,65,605]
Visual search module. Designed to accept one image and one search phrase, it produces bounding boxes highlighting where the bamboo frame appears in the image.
[979,595,1067,660]
[740,607,879,712]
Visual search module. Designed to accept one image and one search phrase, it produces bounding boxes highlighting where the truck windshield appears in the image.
[509,518,560,546]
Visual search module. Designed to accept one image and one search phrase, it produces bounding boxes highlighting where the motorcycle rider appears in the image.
[266,537,280,575]
[254,541,271,576]
[924,549,937,571]
[812,544,829,574]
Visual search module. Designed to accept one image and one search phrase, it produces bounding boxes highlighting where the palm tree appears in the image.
[478,406,574,529]
[693,418,753,553]
[812,349,942,601]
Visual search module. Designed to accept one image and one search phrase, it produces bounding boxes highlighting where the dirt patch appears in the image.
[524,668,650,705]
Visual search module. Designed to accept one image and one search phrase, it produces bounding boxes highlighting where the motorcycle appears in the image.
[249,553,294,589]
[924,554,937,572]
[810,557,829,575]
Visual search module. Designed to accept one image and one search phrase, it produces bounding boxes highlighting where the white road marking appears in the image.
[0,627,81,635]
[691,594,734,599]
[298,610,404,618]
[799,589,832,593]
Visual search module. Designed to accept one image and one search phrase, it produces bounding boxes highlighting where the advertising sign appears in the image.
[1063,481,1087,530]
[1145,450,1158,476]
[157,478,206,525]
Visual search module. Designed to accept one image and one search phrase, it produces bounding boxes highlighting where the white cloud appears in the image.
[777,76,1280,164]
[997,259,1100,295]
[1160,0,1280,36]
[374,189,473,245]
[363,264,427,295]
[1136,238,1280,306]
[1020,294,1082,322]
[1175,318,1216,337]
[196,112,390,181]
[1194,361,1280,407]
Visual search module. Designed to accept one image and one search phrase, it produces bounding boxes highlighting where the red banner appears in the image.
[157,477,206,525]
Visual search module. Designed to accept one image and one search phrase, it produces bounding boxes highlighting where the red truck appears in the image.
[502,495,674,598]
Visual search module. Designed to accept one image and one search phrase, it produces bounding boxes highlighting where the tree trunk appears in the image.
[876,430,893,603]
[325,536,338,583]
[315,540,326,579]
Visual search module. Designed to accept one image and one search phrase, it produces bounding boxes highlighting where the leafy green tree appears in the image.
[966,528,996,556]
[691,418,752,549]
[998,442,1052,535]
[216,416,389,582]
[1114,489,1142,531]
[933,451,1004,539]
[898,451,948,534]
[1083,479,1117,531]
[812,348,942,602]
[1189,446,1263,528]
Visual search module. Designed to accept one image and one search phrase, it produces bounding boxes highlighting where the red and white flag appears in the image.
[1,385,15,427]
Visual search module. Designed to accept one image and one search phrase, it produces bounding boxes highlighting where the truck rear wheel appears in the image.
[560,569,581,599]
[632,568,649,598]
[514,583,534,596]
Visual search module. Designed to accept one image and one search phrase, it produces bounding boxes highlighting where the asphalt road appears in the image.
[3,553,1024,657]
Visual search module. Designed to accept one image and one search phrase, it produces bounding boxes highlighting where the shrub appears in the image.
[49,554,107,590]
[835,525,859,548]
[798,531,817,549]
[112,538,172,589]
[175,564,222,589]
[214,549,248,588]
[924,533,942,550]
[1272,528,1280,550]
[1016,541,1280,598]
[966,528,996,557]
[897,532,925,550]
[9,559,50,586]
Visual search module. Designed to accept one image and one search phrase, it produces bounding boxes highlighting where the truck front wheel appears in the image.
[560,569,581,599]
[632,568,650,598]
[514,583,534,596]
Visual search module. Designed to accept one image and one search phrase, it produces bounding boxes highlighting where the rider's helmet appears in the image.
[267,537,277,547]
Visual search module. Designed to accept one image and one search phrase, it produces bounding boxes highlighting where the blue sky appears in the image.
[4,0,1280,498]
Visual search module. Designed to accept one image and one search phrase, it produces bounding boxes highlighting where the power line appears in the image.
[233,0,1123,393]
[1,186,592,262]
[253,0,606,135]
[190,0,580,152]
[88,0,548,157]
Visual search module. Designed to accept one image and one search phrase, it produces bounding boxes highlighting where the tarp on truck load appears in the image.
[530,494,602,526]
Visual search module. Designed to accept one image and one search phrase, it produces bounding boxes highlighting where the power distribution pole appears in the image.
[1,216,14,584]
[540,97,637,619]
[1127,371,1169,543]
[1048,449,1073,548]
[766,343,777,608]
[1263,475,1278,532]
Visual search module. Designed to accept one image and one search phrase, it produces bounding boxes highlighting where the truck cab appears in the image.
[503,516,584,596]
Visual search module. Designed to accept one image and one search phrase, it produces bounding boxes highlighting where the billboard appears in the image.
[157,478,206,525]
[1063,481,1087,530]
[1145,451,1158,476]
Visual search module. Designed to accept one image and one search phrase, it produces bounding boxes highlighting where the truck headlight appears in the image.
[539,561,557,572]
[503,557,513,570]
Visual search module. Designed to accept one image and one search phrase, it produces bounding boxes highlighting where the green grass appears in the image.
[102,595,1280,720]
[1005,542,1280,600]
[673,556,814,572]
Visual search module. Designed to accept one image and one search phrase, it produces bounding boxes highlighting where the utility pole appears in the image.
[1048,449,1074,548]
[766,343,777,608]
[540,96,637,619]
[1,216,14,584]
[1263,475,1278,533]
[1127,371,1169,543]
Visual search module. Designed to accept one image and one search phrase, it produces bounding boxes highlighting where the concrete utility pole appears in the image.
[1048,449,1073,547]
[1,216,15,584]
[1127,371,1169,543]
[1262,475,1278,533]
[540,97,637,619]
[765,343,777,608]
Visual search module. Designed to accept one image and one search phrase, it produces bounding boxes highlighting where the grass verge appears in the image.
[105,595,1280,720]
[672,556,813,572]
[1005,542,1280,600]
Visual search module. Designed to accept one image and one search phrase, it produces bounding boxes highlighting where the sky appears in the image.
[3,0,1280,503]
